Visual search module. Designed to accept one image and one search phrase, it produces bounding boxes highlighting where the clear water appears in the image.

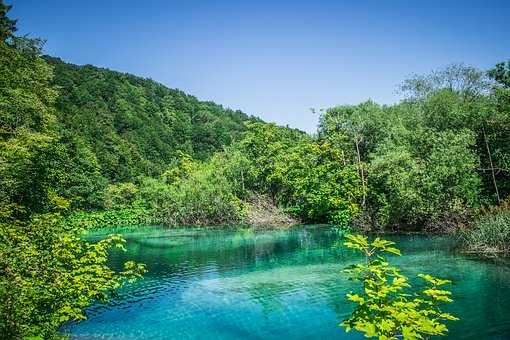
[65,226,510,339]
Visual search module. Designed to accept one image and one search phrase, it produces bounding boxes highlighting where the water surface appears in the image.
[66,226,510,339]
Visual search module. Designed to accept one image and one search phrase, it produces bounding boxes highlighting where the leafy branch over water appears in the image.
[342,234,458,339]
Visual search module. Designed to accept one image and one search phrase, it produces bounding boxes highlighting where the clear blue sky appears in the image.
[10,0,510,132]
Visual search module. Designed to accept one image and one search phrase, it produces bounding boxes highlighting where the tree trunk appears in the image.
[355,137,366,208]
[482,125,501,203]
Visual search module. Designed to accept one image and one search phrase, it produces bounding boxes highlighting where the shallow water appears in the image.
[65,226,510,339]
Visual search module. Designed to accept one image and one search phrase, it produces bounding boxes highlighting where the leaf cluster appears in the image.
[342,234,458,340]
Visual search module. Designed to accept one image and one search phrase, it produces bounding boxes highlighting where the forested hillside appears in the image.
[46,56,255,178]
[42,57,257,208]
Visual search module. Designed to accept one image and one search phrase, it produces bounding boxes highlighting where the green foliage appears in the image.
[460,199,510,255]
[0,19,258,212]
[342,234,458,339]
[319,63,510,229]
[0,41,56,135]
[0,36,106,212]
[271,139,361,225]
[235,122,361,225]
[63,208,153,229]
[4,7,507,233]
[0,212,146,339]
[0,0,16,42]
[44,56,256,184]
[0,2,508,336]
[237,121,308,195]
[488,60,510,88]
[369,128,480,227]
[399,63,489,99]
[0,25,145,339]
[143,157,244,226]
[104,182,140,209]
[0,38,60,215]
[161,151,194,184]
[104,130,365,227]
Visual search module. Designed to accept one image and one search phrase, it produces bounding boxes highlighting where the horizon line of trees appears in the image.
[97,61,509,233]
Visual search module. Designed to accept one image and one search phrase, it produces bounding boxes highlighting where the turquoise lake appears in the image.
[65,226,510,339]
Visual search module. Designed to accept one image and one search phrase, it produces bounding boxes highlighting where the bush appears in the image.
[103,182,140,209]
[0,212,145,338]
[237,123,361,226]
[63,208,153,229]
[461,208,510,255]
[271,140,362,226]
[368,128,480,229]
[152,161,244,226]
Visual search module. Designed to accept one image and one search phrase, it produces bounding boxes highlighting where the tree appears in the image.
[42,56,255,184]
[400,63,490,99]
[237,121,307,198]
[319,102,388,208]
[342,234,458,339]
[0,37,60,215]
[271,139,362,225]
[0,212,145,338]
[369,128,480,228]
[488,60,510,88]
[0,7,146,338]
[0,0,16,42]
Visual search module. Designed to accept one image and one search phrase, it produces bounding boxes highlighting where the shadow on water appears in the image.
[65,226,510,339]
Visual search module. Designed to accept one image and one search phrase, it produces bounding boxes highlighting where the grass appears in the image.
[461,209,510,255]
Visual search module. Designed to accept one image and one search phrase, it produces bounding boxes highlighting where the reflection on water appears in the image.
[66,226,510,339]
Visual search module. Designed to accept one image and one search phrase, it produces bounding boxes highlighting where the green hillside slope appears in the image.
[45,56,258,182]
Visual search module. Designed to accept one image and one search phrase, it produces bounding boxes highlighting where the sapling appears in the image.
[342,234,458,340]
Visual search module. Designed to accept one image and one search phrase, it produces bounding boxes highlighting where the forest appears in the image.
[1,1,509,339]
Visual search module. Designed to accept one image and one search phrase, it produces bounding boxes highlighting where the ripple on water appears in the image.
[67,226,510,339]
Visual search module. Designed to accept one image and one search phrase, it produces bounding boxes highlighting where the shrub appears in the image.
[0,212,145,338]
[271,140,362,226]
[103,182,140,209]
[368,129,480,229]
[460,208,510,255]
[63,208,153,229]
[140,158,244,226]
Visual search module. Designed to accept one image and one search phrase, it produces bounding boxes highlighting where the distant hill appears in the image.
[44,56,259,182]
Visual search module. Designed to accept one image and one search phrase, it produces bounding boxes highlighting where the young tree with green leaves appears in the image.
[0,211,145,338]
[342,234,458,339]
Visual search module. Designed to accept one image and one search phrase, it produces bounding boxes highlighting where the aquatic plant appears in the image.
[460,201,510,255]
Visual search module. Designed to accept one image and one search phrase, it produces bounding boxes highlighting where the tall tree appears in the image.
[400,63,490,99]
[0,0,16,42]
[488,60,510,88]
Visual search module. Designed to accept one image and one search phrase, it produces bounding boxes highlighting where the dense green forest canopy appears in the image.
[2,47,259,212]
[45,56,259,209]
[318,66,510,228]
[45,56,257,179]
[94,64,509,230]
